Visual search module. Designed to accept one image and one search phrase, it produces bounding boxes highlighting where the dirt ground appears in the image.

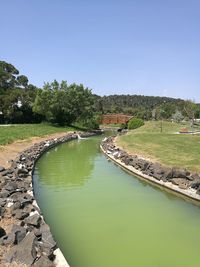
[0,132,71,168]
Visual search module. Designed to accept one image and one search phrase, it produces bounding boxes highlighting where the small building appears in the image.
[101,114,133,125]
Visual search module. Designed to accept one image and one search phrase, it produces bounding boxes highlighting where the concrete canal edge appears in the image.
[100,137,200,204]
[0,131,102,266]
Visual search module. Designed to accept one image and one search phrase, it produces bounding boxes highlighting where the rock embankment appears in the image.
[0,131,101,266]
[101,136,200,202]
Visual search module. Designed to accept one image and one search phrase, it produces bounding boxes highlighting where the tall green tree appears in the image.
[33,81,97,127]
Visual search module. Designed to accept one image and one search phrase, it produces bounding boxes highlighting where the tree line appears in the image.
[0,61,99,128]
[0,60,199,127]
[93,95,200,122]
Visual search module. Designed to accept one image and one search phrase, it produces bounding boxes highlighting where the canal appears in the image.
[33,135,200,267]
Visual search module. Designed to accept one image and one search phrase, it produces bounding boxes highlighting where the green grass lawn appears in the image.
[116,121,200,173]
[0,124,76,146]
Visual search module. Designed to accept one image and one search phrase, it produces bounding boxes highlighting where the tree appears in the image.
[33,80,98,127]
[17,75,29,87]
[172,110,184,123]
[128,118,144,130]
[0,61,19,89]
[183,100,198,126]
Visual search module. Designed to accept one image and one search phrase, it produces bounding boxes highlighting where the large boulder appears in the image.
[3,225,26,245]
[172,168,190,178]
[5,231,37,265]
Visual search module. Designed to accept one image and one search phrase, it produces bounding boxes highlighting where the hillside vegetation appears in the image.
[1,60,200,127]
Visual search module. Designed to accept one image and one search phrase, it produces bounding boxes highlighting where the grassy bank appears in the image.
[0,124,76,146]
[116,121,200,173]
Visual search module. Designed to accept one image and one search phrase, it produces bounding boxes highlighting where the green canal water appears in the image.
[33,135,200,267]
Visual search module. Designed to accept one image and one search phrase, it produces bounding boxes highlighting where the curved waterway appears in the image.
[33,135,200,267]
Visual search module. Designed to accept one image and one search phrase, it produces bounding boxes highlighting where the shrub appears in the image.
[120,123,127,129]
[128,118,144,130]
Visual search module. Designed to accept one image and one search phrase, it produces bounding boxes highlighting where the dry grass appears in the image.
[0,262,29,267]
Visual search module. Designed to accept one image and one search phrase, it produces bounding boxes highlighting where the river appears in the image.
[33,134,200,267]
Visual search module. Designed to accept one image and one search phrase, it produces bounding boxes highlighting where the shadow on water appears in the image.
[112,160,200,209]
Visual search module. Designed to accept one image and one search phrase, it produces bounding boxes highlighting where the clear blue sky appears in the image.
[1,0,200,102]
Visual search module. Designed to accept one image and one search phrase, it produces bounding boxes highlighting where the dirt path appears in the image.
[0,132,71,168]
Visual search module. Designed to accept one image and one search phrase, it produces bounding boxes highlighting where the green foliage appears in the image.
[33,80,99,127]
[0,61,29,89]
[0,61,40,123]
[172,110,184,122]
[80,114,101,130]
[1,60,199,127]
[120,123,127,129]
[93,95,200,121]
[128,118,144,130]
[183,100,199,125]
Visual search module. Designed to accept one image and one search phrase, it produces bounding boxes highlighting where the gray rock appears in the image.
[0,206,5,217]
[3,225,26,245]
[191,181,200,189]
[0,198,7,207]
[0,170,8,176]
[0,227,6,238]
[10,201,21,212]
[0,189,10,198]
[0,166,5,172]
[162,168,173,180]
[15,227,26,244]
[190,173,200,181]
[5,181,18,191]
[196,187,200,195]
[17,167,29,176]
[33,255,54,267]
[11,192,24,202]
[13,209,29,220]
[40,223,57,250]
[5,232,37,265]
[153,173,163,180]
[172,168,190,178]
[25,214,41,227]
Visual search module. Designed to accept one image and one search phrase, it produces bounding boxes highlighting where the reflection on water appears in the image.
[33,135,200,267]
[34,138,99,188]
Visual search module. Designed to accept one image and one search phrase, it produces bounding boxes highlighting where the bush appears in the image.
[120,123,127,129]
[128,118,144,130]
[79,114,100,130]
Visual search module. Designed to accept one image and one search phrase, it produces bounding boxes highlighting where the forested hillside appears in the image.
[94,94,200,121]
[0,60,199,125]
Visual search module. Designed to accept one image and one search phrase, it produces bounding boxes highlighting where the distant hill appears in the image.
[93,94,194,120]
